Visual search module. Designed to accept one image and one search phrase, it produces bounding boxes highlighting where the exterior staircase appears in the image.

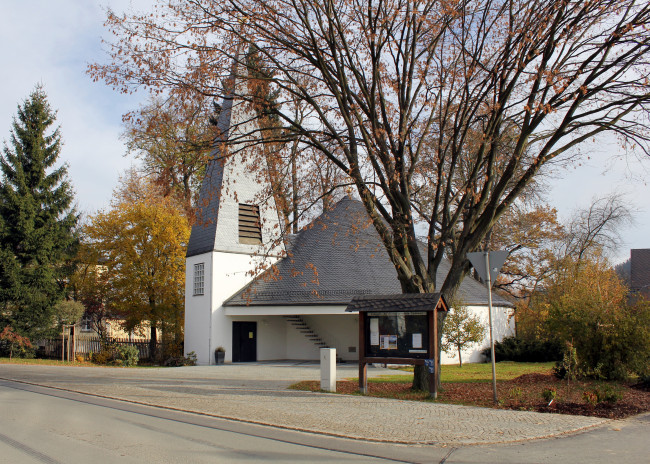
[283,315,329,349]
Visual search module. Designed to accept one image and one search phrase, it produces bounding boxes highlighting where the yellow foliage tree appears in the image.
[84,182,190,360]
[538,256,650,379]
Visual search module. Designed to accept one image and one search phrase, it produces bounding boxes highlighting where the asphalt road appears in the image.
[1,379,648,463]
[0,380,404,463]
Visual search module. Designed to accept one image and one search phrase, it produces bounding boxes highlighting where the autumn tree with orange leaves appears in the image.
[84,174,190,359]
[538,255,650,379]
[91,0,650,387]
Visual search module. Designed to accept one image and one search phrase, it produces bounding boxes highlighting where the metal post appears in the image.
[430,309,438,399]
[358,312,367,394]
[484,252,498,404]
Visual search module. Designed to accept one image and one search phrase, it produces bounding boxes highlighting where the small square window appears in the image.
[194,263,205,296]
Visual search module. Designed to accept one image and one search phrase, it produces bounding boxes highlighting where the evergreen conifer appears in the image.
[0,86,78,340]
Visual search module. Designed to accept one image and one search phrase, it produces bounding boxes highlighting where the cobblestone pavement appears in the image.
[0,363,607,445]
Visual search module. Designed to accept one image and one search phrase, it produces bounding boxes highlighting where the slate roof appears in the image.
[224,197,514,308]
[630,248,650,298]
[185,93,234,258]
[345,293,448,313]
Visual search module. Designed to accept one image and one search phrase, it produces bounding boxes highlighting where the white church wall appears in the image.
[185,249,281,365]
[212,305,514,364]
[184,254,212,365]
[440,305,515,365]
[302,315,359,361]
[285,318,321,360]
[210,251,280,364]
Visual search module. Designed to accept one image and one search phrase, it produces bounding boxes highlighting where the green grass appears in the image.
[365,361,555,384]
[0,357,91,366]
[0,357,162,368]
[440,361,555,382]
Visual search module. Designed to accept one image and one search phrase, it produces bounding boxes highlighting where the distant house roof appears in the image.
[224,198,514,308]
[630,248,650,298]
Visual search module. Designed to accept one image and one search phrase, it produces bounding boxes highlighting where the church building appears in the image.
[184,65,514,366]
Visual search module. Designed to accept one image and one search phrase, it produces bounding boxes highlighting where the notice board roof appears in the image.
[345,293,448,313]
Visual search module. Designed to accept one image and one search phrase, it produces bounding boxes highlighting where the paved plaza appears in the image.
[0,363,610,445]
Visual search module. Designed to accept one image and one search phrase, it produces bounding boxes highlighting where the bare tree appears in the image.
[91,0,650,386]
[122,94,217,215]
[561,193,635,261]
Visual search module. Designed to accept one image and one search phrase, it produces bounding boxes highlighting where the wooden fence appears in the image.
[39,337,158,361]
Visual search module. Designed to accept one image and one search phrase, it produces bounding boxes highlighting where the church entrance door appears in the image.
[232,321,257,362]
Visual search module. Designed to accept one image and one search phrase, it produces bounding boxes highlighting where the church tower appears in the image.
[184,59,284,365]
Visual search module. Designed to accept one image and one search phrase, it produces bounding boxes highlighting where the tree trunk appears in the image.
[458,346,463,367]
[412,364,428,391]
[437,311,447,390]
[150,323,158,362]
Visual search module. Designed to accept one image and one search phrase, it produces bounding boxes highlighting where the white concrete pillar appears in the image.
[320,348,336,392]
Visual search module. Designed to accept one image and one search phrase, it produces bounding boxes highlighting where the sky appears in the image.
[0,0,648,265]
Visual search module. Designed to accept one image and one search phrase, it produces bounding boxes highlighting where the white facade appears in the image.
[187,267,514,365]
[440,305,515,365]
[186,251,282,365]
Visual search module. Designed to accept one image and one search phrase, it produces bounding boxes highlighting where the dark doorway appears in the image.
[232,321,257,362]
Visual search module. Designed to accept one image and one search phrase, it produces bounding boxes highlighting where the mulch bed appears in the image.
[291,373,650,419]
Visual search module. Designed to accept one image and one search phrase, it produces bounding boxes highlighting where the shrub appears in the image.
[541,388,557,403]
[583,390,598,406]
[483,336,563,363]
[543,260,650,381]
[582,385,623,406]
[637,374,650,390]
[594,384,623,404]
[164,351,197,367]
[552,342,580,381]
[115,345,139,367]
[91,349,112,365]
[0,326,33,359]
[508,387,523,403]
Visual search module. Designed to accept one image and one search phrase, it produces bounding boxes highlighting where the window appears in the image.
[238,204,262,244]
[81,314,92,332]
[193,263,205,296]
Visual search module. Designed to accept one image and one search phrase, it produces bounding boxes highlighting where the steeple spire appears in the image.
[186,52,283,258]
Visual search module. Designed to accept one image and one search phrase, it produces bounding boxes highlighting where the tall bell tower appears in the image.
[184,57,284,365]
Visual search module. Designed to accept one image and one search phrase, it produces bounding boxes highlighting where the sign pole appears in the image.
[484,252,498,405]
[358,312,367,394]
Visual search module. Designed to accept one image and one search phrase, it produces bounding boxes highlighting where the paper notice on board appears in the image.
[370,318,379,345]
[381,335,397,349]
[412,333,422,349]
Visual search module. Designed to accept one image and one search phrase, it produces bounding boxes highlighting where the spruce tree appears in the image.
[0,86,78,340]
